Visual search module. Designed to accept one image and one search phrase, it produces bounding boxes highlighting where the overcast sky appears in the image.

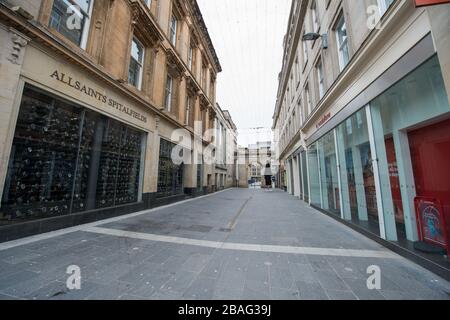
[197,0,292,147]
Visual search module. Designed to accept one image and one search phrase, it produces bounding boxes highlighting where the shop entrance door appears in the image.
[408,118,450,246]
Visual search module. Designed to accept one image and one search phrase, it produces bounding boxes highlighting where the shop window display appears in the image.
[157,139,185,198]
[318,131,340,215]
[336,109,379,233]
[0,85,145,224]
[370,55,450,240]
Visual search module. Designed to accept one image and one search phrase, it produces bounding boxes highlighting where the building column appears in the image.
[0,28,30,208]
[180,19,190,63]
[317,142,328,210]
[178,75,187,123]
[393,130,419,241]
[152,47,168,107]
[352,145,369,221]
[299,153,305,200]
[367,105,397,241]
[183,148,197,194]
[206,65,212,97]
[286,160,292,194]
[146,117,161,194]
[195,47,202,81]
[336,129,351,220]
[292,157,300,198]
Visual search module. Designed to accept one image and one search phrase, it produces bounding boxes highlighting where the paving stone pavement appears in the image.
[0,188,449,300]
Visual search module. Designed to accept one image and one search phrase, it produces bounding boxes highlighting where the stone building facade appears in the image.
[273,0,450,276]
[0,0,230,241]
[212,105,238,190]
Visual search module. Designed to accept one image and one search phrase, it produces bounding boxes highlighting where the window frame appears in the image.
[49,0,95,49]
[165,74,174,112]
[128,37,145,90]
[335,13,350,72]
[169,14,178,47]
[311,0,320,33]
[316,57,325,99]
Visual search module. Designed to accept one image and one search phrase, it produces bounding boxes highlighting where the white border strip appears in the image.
[0,189,231,251]
[83,226,400,259]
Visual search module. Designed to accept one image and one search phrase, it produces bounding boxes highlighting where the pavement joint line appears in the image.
[227,196,252,230]
[82,226,401,259]
[0,188,233,251]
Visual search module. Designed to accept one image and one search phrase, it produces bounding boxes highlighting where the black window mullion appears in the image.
[69,109,86,214]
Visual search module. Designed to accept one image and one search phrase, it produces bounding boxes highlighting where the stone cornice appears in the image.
[129,0,165,45]
[189,0,222,73]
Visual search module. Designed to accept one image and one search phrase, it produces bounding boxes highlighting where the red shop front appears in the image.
[409,117,450,252]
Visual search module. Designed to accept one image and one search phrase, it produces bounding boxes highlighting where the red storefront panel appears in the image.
[415,0,450,7]
[409,118,450,248]
[385,138,405,224]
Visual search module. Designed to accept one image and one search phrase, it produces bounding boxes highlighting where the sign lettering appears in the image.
[50,70,147,123]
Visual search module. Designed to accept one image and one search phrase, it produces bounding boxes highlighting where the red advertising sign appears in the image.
[415,197,449,253]
[415,0,450,7]
[315,112,331,129]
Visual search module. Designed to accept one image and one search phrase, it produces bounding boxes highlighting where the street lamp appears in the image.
[302,32,328,49]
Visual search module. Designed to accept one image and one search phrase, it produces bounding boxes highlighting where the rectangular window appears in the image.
[311,0,319,33]
[294,56,299,86]
[302,33,308,66]
[305,84,312,115]
[316,57,325,99]
[335,14,350,71]
[170,15,178,47]
[185,96,191,125]
[188,44,195,71]
[49,0,94,48]
[128,38,145,90]
[165,74,173,111]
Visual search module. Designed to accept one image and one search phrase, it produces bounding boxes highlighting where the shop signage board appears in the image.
[415,197,449,253]
[415,0,450,7]
[50,70,148,123]
[316,112,331,129]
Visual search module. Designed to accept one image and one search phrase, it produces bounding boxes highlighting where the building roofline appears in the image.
[192,0,222,72]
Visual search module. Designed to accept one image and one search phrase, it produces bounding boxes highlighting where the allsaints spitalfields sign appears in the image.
[415,0,450,7]
[50,70,148,123]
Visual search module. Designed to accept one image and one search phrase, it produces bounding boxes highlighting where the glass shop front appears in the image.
[157,139,185,198]
[306,55,450,245]
[0,85,146,224]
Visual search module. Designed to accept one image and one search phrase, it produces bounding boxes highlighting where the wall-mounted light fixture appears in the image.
[302,33,328,49]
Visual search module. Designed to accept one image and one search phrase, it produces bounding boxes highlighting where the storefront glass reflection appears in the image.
[1,85,145,223]
[318,131,340,215]
[308,143,321,207]
[370,55,450,240]
[336,109,379,234]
